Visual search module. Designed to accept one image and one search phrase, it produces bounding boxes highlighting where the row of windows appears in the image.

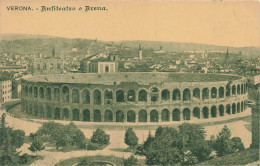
[36,63,62,70]
[2,84,11,89]
[2,90,12,94]
[24,101,246,122]
[23,84,248,104]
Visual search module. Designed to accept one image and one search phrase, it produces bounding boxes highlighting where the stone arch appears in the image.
[211,106,217,118]
[104,89,113,104]
[161,109,170,121]
[39,87,44,99]
[193,107,200,119]
[211,87,217,98]
[232,103,236,114]
[138,89,147,102]
[202,88,209,99]
[62,86,70,103]
[183,89,191,101]
[219,105,224,116]
[82,89,90,104]
[150,109,158,122]
[241,101,244,112]
[202,107,209,119]
[63,108,70,120]
[241,84,244,94]
[72,89,80,103]
[93,89,101,105]
[183,108,191,120]
[72,108,79,121]
[226,104,231,115]
[172,109,180,121]
[104,110,113,122]
[232,85,236,95]
[193,88,200,100]
[83,109,90,122]
[226,84,231,97]
[34,87,38,98]
[161,89,170,101]
[237,102,240,113]
[127,90,135,102]
[237,84,241,95]
[94,109,101,122]
[39,105,44,118]
[138,110,147,122]
[46,87,51,100]
[25,86,28,97]
[54,88,60,102]
[151,87,159,102]
[219,86,224,98]
[46,106,52,119]
[116,90,125,102]
[116,110,124,122]
[54,108,60,120]
[29,86,33,97]
[172,89,181,100]
[127,110,136,122]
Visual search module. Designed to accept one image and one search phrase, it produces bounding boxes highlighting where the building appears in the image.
[0,79,12,103]
[138,44,142,60]
[21,72,248,123]
[33,48,64,75]
[80,53,118,73]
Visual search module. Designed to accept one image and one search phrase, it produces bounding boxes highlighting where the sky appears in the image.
[0,0,259,47]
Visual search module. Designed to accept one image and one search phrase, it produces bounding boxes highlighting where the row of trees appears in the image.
[124,123,245,165]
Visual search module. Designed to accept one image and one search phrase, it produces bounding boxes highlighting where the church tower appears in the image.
[138,44,142,60]
[225,48,229,60]
[52,47,55,58]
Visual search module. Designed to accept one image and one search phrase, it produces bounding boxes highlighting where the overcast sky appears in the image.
[0,0,259,47]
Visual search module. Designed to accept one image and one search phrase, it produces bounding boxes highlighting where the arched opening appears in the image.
[219,105,224,116]
[29,86,32,97]
[72,89,80,103]
[29,104,33,115]
[46,87,51,100]
[105,66,109,73]
[237,102,240,113]
[202,88,209,99]
[63,108,69,120]
[226,104,231,115]
[127,90,135,102]
[39,105,44,118]
[54,88,60,101]
[34,103,38,116]
[219,87,224,98]
[241,84,244,94]
[232,85,236,95]
[138,110,147,122]
[54,108,60,120]
[161,109,169,121]
[172,109,180,121]
[116,90,125,102]
[39,87,44,99]
[72,108,79,121]
[127,110,136,122]
[50,63,54,70]
[25,86,28,97]
[193,88,200,100]
[202,107,209,119]
[34,87,38,98]
[83,109,90,122]
[94,109,101,122]
[43,63,47,70]
[104,110,113,122]
[183,89,191,101]
[161,89,170,101]
[82,89,90,104]
[193,107,200,119]
[183,108,190,120]
[116,110,124,122]
[57,63,61,69]
[46,106,52,119]
[226,84,231,97]
[150,87,159,102]
[237,85,240,95]
[211,106,217,118]
[93,90,101,105]
[104,90,113,105]
[211,87,217,98]
[62,86,70,103]
[172,89,181,100]
[138,89,147,102]
[241,101,244,112]
[232,103,236,114]
[150,110,158,122]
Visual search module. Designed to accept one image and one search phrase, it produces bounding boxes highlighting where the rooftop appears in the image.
[24,72,243,85]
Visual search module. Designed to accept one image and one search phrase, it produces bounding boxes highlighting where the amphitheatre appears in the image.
[21,72,248,124]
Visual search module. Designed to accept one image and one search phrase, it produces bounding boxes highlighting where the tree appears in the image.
[231,137,245,151]
[91,128,110,144]
[28,138,45,156]
[124,128,138,148]
[124,155,138,166]
[10,130,25,149]
[215,125,234,157]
